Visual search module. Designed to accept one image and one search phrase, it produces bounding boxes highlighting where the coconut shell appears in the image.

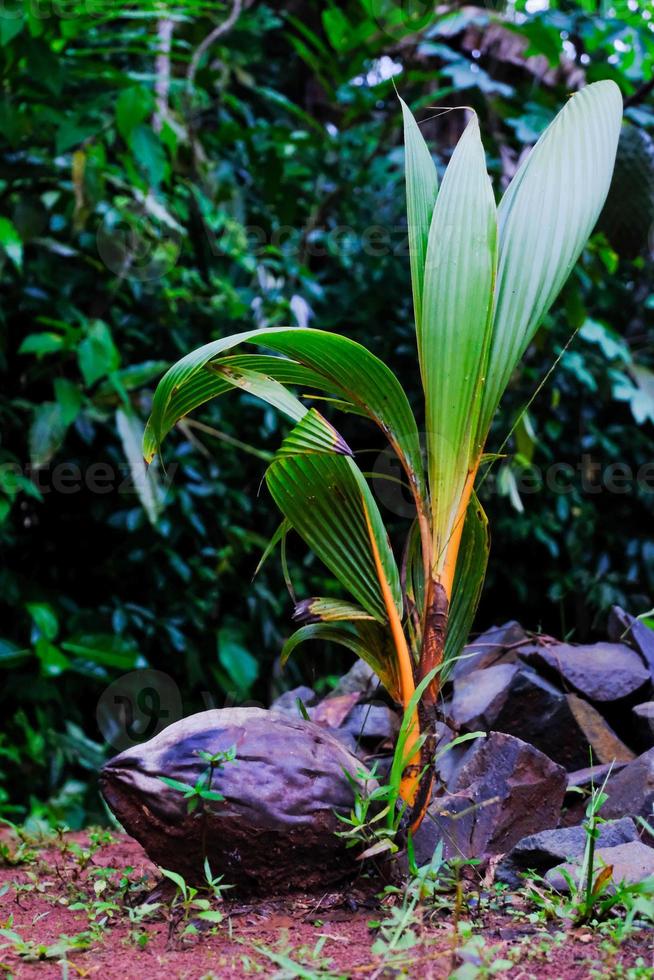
[100,707,373,894]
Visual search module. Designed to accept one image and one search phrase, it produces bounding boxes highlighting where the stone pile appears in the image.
[269,605,654,889]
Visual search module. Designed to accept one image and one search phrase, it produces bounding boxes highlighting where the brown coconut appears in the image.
[100,707,375,895]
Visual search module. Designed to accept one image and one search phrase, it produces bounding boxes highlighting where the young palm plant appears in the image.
[144,81,622,832]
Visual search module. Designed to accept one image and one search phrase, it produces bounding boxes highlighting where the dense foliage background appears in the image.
[1,0,653,825]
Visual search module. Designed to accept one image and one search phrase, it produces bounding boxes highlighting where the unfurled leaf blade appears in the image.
[421,113,497,566]
[210,364,307,422]
[144,328,425,503]
[280,621,401,702]
[400,96,439,357]
[480,80,623,436]
[266,412,403,623]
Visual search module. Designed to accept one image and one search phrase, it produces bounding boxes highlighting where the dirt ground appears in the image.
[0,830,651,979]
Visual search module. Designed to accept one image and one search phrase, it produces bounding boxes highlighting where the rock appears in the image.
[495,818,639,888]
[633,702,654,750]
[339,702,399,744]
[546,841,654,892]
[270,685,317,717]
[449,664,633,770]
[608,605,654,679]
[412,732,566,864]
[449,663,520,730]
[599,747,654,836]
[310,692,360,728]
[329,658,381,699]
[100,708,372,895]
[565,694,635,765]
[520,641,650,702]
[451,621,527,680]
[566,762,629,793]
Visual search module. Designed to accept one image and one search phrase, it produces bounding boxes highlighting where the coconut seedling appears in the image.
[144,81,622,832]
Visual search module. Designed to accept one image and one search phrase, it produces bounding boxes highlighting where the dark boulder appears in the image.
[100,708,373,895]
[520,641,650,702]
[598,747,654,838]
[494,818,639,888]
[632,702,654,751]
[412,732,566,864]
[448,665,634,771]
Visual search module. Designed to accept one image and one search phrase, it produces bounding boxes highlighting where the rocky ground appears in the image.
[0,830,651,978]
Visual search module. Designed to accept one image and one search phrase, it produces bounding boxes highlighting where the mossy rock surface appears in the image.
[598,123,654,258]
[100,707,371,895]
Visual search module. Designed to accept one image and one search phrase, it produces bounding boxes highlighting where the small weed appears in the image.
[159,859,232,944]
[524,780,654,930]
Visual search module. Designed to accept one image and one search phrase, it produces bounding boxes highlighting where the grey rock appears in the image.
[546,841,654,892]
[633,702,654,751]
[495,818,639,888]
[412,732,566,864]
[270,685,317,717]
[340,702,399,743]
[452,621,527,680]
[330,659,381,699]
[521,641,650,702]
[600,747,654,837]
[566,761,629,793]
[608,605,654,679]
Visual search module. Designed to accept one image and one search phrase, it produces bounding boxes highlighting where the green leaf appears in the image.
[0,216,22,269]
[35,639,70,676]
[217,627,259,697]
[145,328,425,502]
[211,363,307,422]
[78,321,120,386]
[266,411,402,623]
[19,332,65,357]
[280,621,400,702]
[443,493,489,677]
[54,378,82,426]
[27,601,59,640]
[400,96,439,357]
[130,125,166,187]
[273,407,351,456]
[480,80,623,437]
[420,112,497,566]
[116,86,154,142]
[29,402,69,468]
[0,638,30,668]
[0,12,24,47]
[61,634,144,671]
[116,407,163,526]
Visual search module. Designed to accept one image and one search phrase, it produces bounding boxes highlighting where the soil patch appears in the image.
[0,831,651,978]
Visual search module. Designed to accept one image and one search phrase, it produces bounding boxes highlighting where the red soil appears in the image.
[0,830,651,978]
